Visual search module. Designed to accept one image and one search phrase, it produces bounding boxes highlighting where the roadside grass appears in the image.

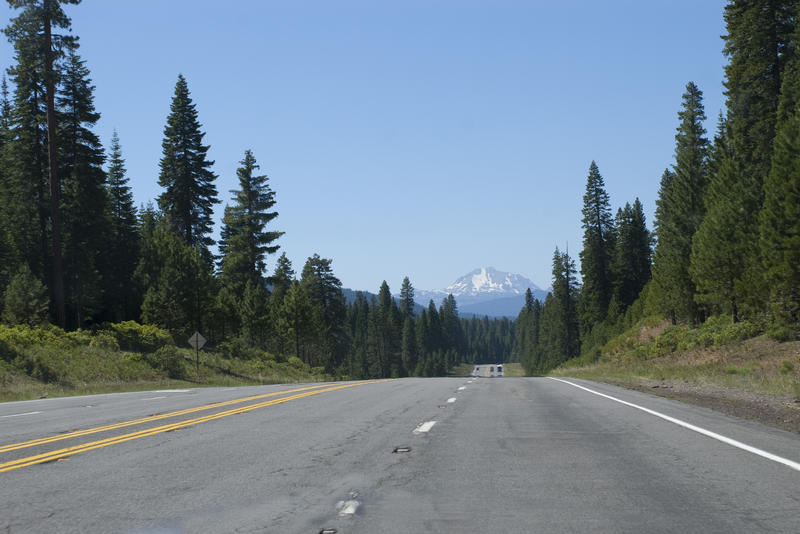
[502,362,525,377]
[0,323,330,403]
[449,363,474,377]
[552,315,800,399]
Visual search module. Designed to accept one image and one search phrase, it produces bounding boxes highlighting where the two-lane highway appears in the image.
[1,378,798,533]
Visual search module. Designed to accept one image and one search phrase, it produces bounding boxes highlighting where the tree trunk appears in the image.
[43,0,65,328]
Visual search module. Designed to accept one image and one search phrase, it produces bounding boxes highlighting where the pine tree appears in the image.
[720,1,796,317]
[300,254,348,371]
[104,130,139,321]
[399,276,415,317]
[524,288,534,312]
[0,76,13,307]
[689,117,754,320]
[218,150,282,289]
[135,208,212,338]
[553,247,580,364]
[217,150,282,338]
[760,44,800,328]
[3,1,77,322]
[578,161,614,335]
[267,252,294,356]
[651,82,708,323]
[278,281,314,362]
[401,315,418,375]
[157,74,219,260]
[376,281,400,376]
[611,199,651,309]
[439,293,463,366]
[723,0,795,187]
[58,48,109,328]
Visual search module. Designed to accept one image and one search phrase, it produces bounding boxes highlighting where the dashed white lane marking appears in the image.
[154,389,191,393]
[447,397,456,403]
[414,421,437,434]
[0,411,42,419]
[549,377,800,473]
[457,386,466,391]
[141,396,167,401]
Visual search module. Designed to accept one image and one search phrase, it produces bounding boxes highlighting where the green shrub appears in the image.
[144,346,186,379]
[65,330,94,346]
[287,356,305,369]
[2,264,49,326]
[89,332,120,352]
[16,347,70,384]
[766,325,796,342]
[109,321,173,352]
[715,320,761,344]
[781,360,795,374]
[0,338,17,362]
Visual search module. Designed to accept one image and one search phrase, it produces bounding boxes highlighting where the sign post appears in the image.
[188,331,207,374]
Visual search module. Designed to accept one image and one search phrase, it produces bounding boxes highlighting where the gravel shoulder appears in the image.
[600,377,800,434]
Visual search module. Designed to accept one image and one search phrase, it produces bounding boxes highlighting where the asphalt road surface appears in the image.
[1,377,798,533]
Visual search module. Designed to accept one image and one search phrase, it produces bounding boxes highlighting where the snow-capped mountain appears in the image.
[445,267,539,297]
[411,267,549,317]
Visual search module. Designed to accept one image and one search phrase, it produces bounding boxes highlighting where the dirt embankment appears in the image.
[606,377,800,434]
[557,333,800,435]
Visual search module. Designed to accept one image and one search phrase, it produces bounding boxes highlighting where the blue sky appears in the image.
[0,1,728,293]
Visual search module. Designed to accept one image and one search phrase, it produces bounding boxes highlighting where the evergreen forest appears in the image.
[4,1,800,383]
[515,0,800,375]
[0,0,512,380]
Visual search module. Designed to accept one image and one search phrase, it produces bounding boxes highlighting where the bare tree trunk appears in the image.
[43,0,65,328]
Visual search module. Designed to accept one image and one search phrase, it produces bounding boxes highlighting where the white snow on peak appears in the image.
[443,267,540,297]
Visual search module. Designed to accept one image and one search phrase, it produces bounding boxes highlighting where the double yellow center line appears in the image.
[0,381,379,473]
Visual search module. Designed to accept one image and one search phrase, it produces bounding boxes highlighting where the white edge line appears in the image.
[548,377,800,473]
[414,420,437,434]
[141,396,167,401]
[447,397,456,403]
[0,411,42,419]
[457,386,466,391]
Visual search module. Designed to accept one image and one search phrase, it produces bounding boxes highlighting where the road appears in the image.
[1,377,798,533]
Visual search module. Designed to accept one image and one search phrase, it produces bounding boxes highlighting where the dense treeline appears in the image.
[0,1,512,378]
[517,0,800,375]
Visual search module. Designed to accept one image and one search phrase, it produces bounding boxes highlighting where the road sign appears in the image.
[188,331,206,351]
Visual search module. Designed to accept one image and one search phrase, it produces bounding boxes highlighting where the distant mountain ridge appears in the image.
[409,267,549,318]
[344,268,549,319]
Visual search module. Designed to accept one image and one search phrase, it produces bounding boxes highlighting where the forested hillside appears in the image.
[0,1,512,382]
[516,0,800,375]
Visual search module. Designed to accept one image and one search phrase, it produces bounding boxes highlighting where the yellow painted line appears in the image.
[0,383,332,454]
[0,381,382,473]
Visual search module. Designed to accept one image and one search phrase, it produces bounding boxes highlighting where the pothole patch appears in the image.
[336,491,361,516]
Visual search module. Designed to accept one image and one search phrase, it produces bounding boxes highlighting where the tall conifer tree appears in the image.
[104,130,139,321]
[720,1,796,316]
[399,276,415,317]
[611,199,651,309]
[760,29,800,328]
[157,74,218,260]
[218,149,282,291]
[3,0,79,326]
[578,161,614,335]
[651,82,708,323]
[689,116,754,320]
[58,48,108,328]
